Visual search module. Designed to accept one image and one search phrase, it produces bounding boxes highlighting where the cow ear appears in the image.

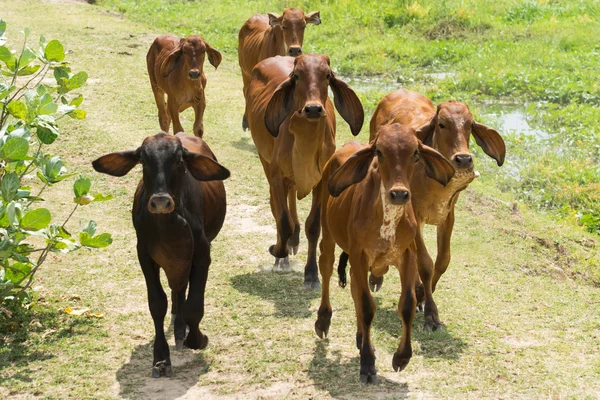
[205,42,222,69]
[418,142,455,187]
[268,13,282,27]
[264,77,295,137]
[92,149,140,177]
[160,40,183,77]
[472,122,506,167]
[415,115,435,146]
[305,11,321,25]
[328,143,375,197]
[329,72,364,136]
[184,150,230,181]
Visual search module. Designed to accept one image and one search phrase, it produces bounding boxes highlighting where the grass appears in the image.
[1,0,600,399]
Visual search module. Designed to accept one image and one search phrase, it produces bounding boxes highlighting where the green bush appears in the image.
[0,20,112,307]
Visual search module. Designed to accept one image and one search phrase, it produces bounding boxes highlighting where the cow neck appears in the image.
[289,115,328,199]
[266,25,285,57]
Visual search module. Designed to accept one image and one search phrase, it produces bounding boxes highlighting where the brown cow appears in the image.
[245,54,363,288]
[314,123,455,383]
[147,35,222,138]
[366,89,506,330]
[92,132,229,377]
[238,8,321,130]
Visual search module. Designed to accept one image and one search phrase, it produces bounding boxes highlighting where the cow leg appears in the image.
[183,236,210,350]
[172,286,187,351]
[415,228,441,331]
[151,88,171,133]
[304,182,322,289]
[349,252,377,384]
[267,174,293,270]
[314,225,335,338]
[393,245,417,372]
[287,186,301,255]
[192,98,206,138]
[167,99,184,134]
[137,243,171,378]
[433,208,455,293]
[241,73,250,131]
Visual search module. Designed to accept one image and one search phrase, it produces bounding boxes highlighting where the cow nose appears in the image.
[389,190,410,205]
[304,104,323,118]
[148,194,174,214]
[454,154,474,169]
[288,47,302,57]
[188,70,200,79]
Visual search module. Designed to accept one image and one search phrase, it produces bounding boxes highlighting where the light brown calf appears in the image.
[315,124,455,383]
[245,54,363,288]
[147,35,222,138]
[369,89,506,330]
[238,8,321,129]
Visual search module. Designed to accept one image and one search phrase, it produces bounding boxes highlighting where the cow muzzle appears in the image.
[452,152,474,170]
[389,188,410,205]
[302,103,324,120]
[188,70,201,79]
[148,193,175,214]
[288,46,302,57]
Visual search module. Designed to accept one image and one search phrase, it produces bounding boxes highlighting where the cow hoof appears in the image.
[289,245,298,255]
[152,360,171,378]
[170,313,176,327]
[392,353,411,372]
[314,320,329,339]
[175,339,184,351]
[281,256,291,270]
[303,279,320,290]
[424,320,441,332]
[416,302,425,313]
[359,369,377,384]
[184,333,209,350]
[151,366,161,378]
[164,365,173,377]
[369,274,383,292]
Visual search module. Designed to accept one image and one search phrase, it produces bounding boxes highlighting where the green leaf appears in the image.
[0,137,29,161]
[73,176,91,198]
[5,262,32,285]
[44,39,65,62]
[0,46,15,65]
[93,193,113,202]
[67,71,88,90]
[19,48,37,66]
[82,220,96,236]
[70,94,83,107]
[23,28,30,38]
[53,66,69,82]
[21,208,51,231]
[67,109,86,120]
[35,117,59,144]
[0,20,6,37]
[7,100,27,120]
[39,100,58,115]
[17,64,40,76]
[80,232,112,248]
[1,172,20,202]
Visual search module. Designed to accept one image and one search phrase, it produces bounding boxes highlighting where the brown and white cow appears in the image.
[245,54,363,288]
[238,8,321,130]
[315,123,455,383]
[147,35,222,138]
[367,89,506,329]
[92,132,229,377]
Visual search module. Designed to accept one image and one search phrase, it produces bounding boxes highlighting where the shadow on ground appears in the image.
[230,136,257,154]
[116,338,209,400]
[230,270,319,318]
[308,339,410,399]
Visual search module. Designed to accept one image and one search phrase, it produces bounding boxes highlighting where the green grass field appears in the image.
[1,0,599,399]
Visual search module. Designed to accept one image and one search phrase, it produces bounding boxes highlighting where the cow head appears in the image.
[268,8,321,57]
[328,124,455,203]
[160,35,222,80]
[92,132,230,214]
[415,100,506,171]
[264,54,364,137]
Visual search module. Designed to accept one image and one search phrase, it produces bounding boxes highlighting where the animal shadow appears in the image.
[230,271,319,318]
[372,297,467,360]
[308,339,410,399]
[230,136,257,153]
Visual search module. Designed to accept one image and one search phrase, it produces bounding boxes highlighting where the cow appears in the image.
[147,35,222,138]
[245,54,363,289]
[92,132,230,377]
[238,8,321,130]
[337,89,506,330]
[314,123,455,383]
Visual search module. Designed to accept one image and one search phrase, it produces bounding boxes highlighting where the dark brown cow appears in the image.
[92,132,229,377]
[147,35,222,138]
[245,54,363,288]
[366,89,506,329]
[315,124,455,383]
[238,8,321,129]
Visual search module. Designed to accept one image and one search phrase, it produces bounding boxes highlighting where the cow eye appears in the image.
[293,74,299,81]
[438,123,445,129]
[326,73,331,80]
[413,150,420,162]
[376,149,382,158]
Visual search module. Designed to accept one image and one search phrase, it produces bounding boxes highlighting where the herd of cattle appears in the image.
[92,8,506,383]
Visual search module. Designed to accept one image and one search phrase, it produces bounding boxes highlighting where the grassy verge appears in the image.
[1,1,599,399]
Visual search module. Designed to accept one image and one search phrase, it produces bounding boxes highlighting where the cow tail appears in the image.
[337,251,349,288]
